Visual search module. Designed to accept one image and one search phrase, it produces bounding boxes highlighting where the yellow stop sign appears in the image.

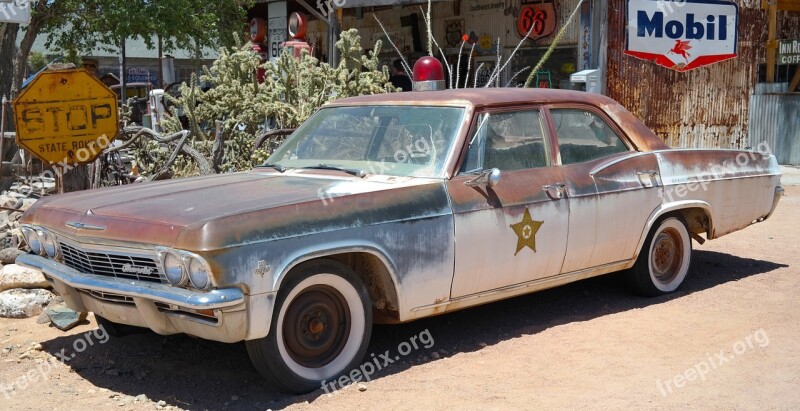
[13,69,119,165]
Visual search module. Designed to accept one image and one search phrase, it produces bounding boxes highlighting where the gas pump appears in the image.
[570,69,601,93]
[250,17,269,82]
[282,13,313,58]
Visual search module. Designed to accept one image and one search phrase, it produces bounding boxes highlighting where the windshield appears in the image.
[264,106,466,178]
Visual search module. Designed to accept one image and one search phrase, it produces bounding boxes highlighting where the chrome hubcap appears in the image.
[651,228,684,284]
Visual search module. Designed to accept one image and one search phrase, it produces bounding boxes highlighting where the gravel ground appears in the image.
[0,186,797,411]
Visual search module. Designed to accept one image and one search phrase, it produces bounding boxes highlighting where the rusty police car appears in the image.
[17,89,783,393]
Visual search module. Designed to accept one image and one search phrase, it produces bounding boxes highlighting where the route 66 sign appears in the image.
[517,0,558,40]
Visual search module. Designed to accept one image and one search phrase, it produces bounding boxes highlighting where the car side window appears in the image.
[460,110,550,173]
[550,108,630,165]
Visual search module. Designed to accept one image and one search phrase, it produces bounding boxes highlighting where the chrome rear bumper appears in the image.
[765,185,784,220]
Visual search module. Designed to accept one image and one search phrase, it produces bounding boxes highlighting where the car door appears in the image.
[447,107,570,299]
[548,106,663,272]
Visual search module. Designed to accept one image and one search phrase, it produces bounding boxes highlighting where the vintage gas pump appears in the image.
[412,56,446,91]
[250,17,269,82]
[282,13,313,59]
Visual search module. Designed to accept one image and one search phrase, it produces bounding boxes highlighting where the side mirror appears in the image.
[465,168,502,189]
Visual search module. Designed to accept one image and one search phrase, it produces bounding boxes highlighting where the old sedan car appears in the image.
[17,89,783,393]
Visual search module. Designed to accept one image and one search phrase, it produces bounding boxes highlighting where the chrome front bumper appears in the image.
[17,253,272,343]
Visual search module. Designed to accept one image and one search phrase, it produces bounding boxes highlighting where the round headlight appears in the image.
[187,257,210,289]
[22,226,42,255]
[162,251,186,285]
[38,230,59,259]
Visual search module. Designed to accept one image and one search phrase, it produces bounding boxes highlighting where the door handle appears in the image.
[636,170,661,188]
[542,183,567,200]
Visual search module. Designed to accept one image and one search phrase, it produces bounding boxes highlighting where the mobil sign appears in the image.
[625,0,739,72]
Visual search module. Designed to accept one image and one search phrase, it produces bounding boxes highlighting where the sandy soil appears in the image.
[0,187,797,411]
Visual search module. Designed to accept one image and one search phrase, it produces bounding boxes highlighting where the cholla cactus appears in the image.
[142,29,396,178]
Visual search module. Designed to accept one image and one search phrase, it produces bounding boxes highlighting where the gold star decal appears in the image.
[510,208,544,256]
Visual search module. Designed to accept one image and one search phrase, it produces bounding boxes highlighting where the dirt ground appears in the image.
[0,186,798,411]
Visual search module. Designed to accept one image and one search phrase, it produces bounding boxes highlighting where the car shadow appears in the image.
[39,250,786,410]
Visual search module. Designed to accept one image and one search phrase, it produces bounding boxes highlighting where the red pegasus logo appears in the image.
[668,40,692,62]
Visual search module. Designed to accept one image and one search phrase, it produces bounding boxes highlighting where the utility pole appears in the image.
[766,2,777,83]
[119,36,127,103]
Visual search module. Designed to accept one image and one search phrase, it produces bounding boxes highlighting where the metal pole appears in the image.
[119,36,127,103]
[55,165,63,194]
[158,35,164,88]
[327,11,340,67]
[0,95,6,180]
[766,3,777,84]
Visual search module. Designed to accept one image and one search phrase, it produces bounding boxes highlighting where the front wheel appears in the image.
[627,216,692,297]
[246,260,372,394]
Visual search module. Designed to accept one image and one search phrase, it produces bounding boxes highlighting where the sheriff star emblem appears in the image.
[510,208,544,256]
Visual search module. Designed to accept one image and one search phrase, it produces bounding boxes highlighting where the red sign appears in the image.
[624,0,739,72]
[517,0,558,40]
[250,18,267,43]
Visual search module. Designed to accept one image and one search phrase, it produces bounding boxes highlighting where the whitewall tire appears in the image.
[246,260,372,393]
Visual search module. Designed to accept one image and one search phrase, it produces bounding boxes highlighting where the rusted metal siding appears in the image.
[749,84,800,165]
[606,1,800,149]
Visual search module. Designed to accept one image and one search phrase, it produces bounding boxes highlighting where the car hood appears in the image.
[22,170,450,250]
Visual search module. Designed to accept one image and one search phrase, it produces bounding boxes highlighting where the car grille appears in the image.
[84,290,135,305]
[60,242,164,283]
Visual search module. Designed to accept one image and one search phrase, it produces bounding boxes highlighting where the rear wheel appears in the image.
[627,216,692,297]
[246,260,372,394]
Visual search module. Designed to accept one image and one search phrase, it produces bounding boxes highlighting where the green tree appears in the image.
[0,0,252,102]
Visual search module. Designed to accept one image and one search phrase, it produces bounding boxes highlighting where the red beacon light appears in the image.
[412,56,445,91]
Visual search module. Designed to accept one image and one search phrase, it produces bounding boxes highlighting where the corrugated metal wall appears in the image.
[749,84,800,165]
[606,0,800,149]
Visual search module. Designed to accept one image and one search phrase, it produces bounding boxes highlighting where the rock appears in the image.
[0,263,48,291]
[0,289,55,318]
[36,311,51,324]
[32,343,43,351]
[19,199,37,212]
[45,304,87,331]
[157,400,167,407]
[358,383,367,392]
[0,195,19,209]
[19,352,32,360]
[430,351,441,360]
[135,394,148,402]
[31,181,55,193]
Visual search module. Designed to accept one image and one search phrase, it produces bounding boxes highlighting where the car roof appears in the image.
[330,88,621,109]
[329,88,670,152]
